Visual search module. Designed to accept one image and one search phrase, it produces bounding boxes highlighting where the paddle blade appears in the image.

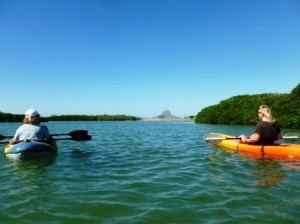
[283,133,300,139]
[0,135,13,140]
[71,135,92,141]
[203,133,241,144]
[52,130,88,137]
[283,133,300,143]
[203,133,225,144]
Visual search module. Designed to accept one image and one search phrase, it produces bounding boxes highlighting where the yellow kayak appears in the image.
[204,133,300,160]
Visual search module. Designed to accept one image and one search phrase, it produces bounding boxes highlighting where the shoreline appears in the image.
[140,118,194,122]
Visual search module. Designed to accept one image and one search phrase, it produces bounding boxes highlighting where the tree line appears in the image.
[48,114,140,121]
[0,113,140,122]
[195,83,300,129]
[2,83,299,126]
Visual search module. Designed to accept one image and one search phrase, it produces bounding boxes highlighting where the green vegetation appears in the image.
[0,112,23,122]
[0,113,140,122]
[2,83,299,127]
[195,83,300,129]
[48,114,140,121]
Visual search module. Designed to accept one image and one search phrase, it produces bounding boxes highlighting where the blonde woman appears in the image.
[240,105,281,145]
[9,109,54,144]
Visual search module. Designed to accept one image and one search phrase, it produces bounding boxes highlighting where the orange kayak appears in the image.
[204,133,300,160]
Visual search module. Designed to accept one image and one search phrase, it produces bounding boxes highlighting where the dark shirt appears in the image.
[254,121,281,145]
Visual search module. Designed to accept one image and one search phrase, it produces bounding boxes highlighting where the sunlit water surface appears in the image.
[1,121,300,223]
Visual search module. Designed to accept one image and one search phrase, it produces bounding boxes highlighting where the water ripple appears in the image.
[1,122,300,223]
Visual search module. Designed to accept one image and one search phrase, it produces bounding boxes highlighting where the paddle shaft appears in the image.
[222,137,241,140]
[0,135,92,144]
[0,130,88,140]
[204,132,300,144]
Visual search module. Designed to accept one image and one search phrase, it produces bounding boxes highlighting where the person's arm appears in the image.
[41,125,55,142]
[9,137,18,144]
[276,125,282,140]
[45,136,55,143]
[240,133,260,143]
[276,133,282,140]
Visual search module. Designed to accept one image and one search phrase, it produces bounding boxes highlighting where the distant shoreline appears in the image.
[140,118,194,122]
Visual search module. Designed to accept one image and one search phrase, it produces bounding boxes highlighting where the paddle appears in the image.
[51,130,88,137]
[203,133,241,144]
[282,133,300,139]
[282,133,300,143]
[0,135,92,144]
[53,135,92,142]
[204,133,300,144]
[0,130,88,140]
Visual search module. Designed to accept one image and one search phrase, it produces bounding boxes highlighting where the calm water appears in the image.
[1,121,300,224]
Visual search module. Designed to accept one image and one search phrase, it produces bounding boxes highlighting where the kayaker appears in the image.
[9,109,54,144]
[240,105,281,145]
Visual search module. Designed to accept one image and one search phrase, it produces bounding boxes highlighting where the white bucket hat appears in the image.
[25,109,40,118]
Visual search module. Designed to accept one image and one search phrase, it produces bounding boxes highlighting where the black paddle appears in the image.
[53,135,92,141]
[0,130,88,140]
[51,130,88,137]
[0,134,92,144]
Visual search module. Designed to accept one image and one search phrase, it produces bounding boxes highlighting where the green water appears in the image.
[1,121,300,223]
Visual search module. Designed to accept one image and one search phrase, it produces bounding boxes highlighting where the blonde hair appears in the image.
[258,105,276,123]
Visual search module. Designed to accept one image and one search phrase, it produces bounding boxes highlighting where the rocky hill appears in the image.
[154,110,180,119]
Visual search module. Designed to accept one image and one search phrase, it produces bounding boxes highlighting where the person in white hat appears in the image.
[9,109,54,144]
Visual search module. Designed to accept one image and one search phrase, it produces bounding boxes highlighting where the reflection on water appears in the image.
[251,159,285,186]
[3,155,57,170]
[1,155,57,216]
[70,148,95,159]
[210,145,293,186]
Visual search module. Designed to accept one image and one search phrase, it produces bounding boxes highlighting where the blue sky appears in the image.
[0,0,299,118]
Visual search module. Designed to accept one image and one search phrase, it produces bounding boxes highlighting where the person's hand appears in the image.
[239,135,248,143]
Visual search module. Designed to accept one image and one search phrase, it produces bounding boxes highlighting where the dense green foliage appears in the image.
[195,83,300,129]
[0,113,140,122]
[48,114,140,121]
[0,112,24,122]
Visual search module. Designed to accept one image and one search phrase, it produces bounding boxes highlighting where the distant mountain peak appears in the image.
[154,110,180,119]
